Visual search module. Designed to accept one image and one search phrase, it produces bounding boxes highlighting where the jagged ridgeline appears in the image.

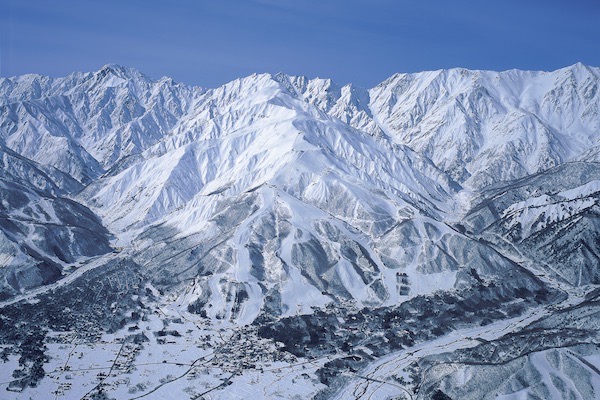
[0,64,599,399]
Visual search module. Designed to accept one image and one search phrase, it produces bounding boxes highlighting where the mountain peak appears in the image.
[91,63,151,87]
[561,61,599,79]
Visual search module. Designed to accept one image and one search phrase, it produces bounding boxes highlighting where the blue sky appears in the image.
[1,0,598,87]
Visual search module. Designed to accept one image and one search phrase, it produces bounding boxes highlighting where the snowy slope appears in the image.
[248,64,600,191]
[367,63,600,188]
[0,143,111,299]
[0,64,203,183]
[464,162,600,287]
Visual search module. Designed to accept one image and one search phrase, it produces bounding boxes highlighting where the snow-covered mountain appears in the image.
[0,143,111,300]
[0,64,202,182]
[0,64,599,399]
